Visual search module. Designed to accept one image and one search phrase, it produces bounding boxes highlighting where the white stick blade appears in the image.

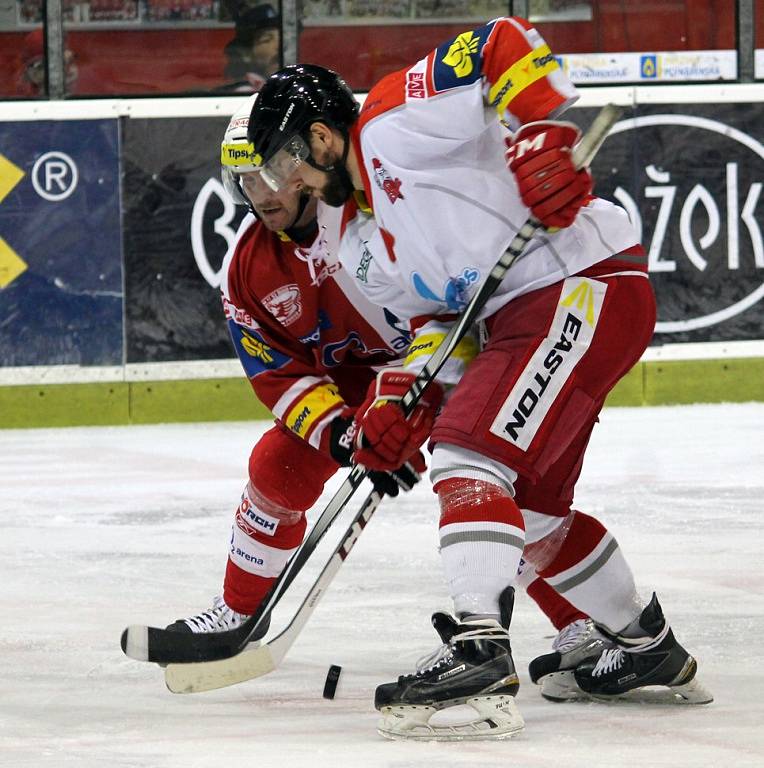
[164,644,277,693]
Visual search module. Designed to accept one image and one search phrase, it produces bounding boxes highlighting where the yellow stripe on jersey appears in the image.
[285,383,344,438]
[405,333,479,367]
[488,44,559,117]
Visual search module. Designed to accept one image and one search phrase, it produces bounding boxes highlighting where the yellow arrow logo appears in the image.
[0,153,27,288]
[561,280,596,326]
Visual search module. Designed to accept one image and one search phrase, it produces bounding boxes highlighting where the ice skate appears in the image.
[375,587,524,741]
[528,618,612,702]
[165,595,270,641]
[574,593,713,705]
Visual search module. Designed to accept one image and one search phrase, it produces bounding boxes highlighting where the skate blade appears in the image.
[538,671,713,706]
[589,677,713,706]
[539,671,589,702]
[377,695,524,742]
[576,678,714,706]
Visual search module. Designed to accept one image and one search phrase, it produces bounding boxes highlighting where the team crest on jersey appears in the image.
[228,321,291,378]
[443,31,480,78]
[431,22,495,93]
[372,158,404,204]
[263,283,302,325]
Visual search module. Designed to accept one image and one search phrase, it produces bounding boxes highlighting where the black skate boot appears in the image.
[165,595,270,641]
[375,587,524,741]
[574,593,713,704]
[528,618,613,701]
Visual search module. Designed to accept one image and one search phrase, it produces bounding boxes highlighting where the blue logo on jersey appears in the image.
[411,268,480,312]
[432,22,496,93]
[322,331,393,367]
[299,309,333,346]
[228,320,291,378]
[383,307,412,350]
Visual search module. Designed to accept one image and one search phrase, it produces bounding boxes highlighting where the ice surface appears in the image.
[1,403,763,767]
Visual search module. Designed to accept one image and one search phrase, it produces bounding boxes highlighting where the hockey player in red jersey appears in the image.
[246,18,712,739]
[164,97,440,637]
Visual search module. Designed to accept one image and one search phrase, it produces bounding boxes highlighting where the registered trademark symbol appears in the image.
[31,151,79,202]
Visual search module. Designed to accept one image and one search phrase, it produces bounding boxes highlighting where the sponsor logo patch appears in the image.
[489,278,606,450]
[406,71,427,99]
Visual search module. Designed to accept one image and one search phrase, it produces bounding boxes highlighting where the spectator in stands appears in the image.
[220,3,281,92]
[15,29,78,97]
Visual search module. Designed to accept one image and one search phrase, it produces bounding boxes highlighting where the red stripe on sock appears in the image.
[435,477,525,529]
[537,510,607,578]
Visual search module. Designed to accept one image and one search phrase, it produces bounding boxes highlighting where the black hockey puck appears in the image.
[323,664,342,699]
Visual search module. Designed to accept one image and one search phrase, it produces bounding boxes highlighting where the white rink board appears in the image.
[0,402,763,767]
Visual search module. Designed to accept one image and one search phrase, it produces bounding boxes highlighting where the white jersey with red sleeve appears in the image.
[219,202,410,453]
[339,16,639,325]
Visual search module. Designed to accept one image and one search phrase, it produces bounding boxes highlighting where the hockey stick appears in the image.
[121,103,622,666]
[164,488,383,693]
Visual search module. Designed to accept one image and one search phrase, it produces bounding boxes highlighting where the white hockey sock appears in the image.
[436,476,525,617]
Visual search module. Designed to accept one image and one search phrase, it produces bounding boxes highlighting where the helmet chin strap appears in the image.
[283,193,318,242]
[305,131,355,202]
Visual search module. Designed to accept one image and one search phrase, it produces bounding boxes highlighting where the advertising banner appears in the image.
[107,102,764,367]
[557,50,737,85]
[122,115,246,363]
[582,103,764,344]
[0,119,122,366]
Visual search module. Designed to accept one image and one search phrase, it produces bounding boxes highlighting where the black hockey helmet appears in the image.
[247,64,359,190]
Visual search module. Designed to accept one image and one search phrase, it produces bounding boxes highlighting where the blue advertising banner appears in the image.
[0,119,122,366]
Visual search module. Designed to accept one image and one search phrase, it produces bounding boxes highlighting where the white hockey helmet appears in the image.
[220,95,260,206]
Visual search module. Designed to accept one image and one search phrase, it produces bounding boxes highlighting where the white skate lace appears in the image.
[591,648,625,677]
[552,619,592,653]
[184,596,243,633]
[412,623,506,677]
[590,621,672,677]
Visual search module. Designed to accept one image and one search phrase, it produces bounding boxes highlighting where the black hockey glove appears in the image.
[328,414,425,498]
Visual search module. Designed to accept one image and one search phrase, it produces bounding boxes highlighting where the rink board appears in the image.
[1,85,764,426]
[0,355,762,428]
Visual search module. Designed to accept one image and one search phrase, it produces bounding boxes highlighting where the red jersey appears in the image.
[221,203,410,453]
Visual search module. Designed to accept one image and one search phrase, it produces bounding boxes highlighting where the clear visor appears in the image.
[260,134,310,192]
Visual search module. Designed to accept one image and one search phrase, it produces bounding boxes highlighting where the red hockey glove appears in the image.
[328,410,427,497]
[506,121,593,229]
[353,369,444,472]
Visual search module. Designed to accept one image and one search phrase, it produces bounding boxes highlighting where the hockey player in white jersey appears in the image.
[246,17,712,740]
[167,96,595,696]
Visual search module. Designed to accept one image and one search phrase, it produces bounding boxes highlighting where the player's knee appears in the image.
[247,427,336,512]
[430,442,518,495]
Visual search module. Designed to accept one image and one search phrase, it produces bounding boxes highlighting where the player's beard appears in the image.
[320,164,355,208]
